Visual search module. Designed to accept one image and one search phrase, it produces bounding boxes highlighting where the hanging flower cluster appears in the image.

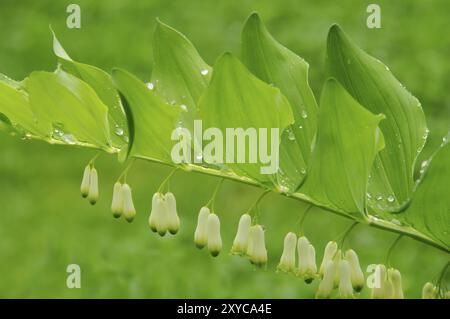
[78,166,441,299]
[277,233,317,282]
[111,182,136,222]
[370,264,404,299]
[80,164,99,205]
[230,214,268,267]
[149,192,181,236]
[315,243,367,299]
[421,281,450,299]
[194,207,222,256]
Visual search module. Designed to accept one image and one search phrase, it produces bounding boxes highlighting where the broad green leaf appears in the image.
[24,70,112,150]
[197,53,294,187]
[241,13,318,190]
[112,68,181,163]
[151,20,211,134]
[397,135,450,248]
[327,25,427,213]
[301,78,385,216]
[0,80,44,136]
[52,31,128,149]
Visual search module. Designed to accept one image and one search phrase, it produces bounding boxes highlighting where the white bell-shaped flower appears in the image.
[148,193,159,232]
[154,195,169,236]
[277,232,297,273]
[319,241,337,276]
[388,268,404,299]
[87,167,99,205]
[422,282,437,299]
[207,213,222,257]
[297,236,316,283]
[111,182,124,218]
[338,260,354,299]
[345,249,365,292]
[231,214,252,255]
[80,165,91,198]
[247,225,268,267]
[122,184,136,223]
[383,277,394,299]
[333,249,342,288]
[371,264,387,299]
[165,192,180,235]
[316,261,336,299]
[194,206,210,249]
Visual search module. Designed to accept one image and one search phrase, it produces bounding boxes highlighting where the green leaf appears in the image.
[24,69,112,150]
[301,78,385,216]
[151,20,211,134]
[241,13,318,190]
[112,68,181,163]
[398,135,450,249]
[197,53,294,188]
[0,80,45,137]
[52,31,128,149]
[327,25,427,213]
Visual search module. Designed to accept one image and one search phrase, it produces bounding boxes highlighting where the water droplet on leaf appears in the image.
[115,127,124,136]
[301,110,308,119]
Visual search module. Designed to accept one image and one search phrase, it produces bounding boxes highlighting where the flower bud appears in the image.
[80,165,90,198]
[207,213,222,257]
[148,193,159,232]
[247,225,267,267]
[371,264,387,299]
[87,167,99,205]
[338,260,354,299]
[319,241,337,276]
[111,182,123,218]
[333,250,342,288]
[165,192,180,235]
[388,268,404,299]
[345,249,364,292]
[422,282,437,299]
[154,195,169,236]
[122,184,136,223]
[316,261,336,299]
[194,207,210,249]
[383,277,394,299]
[231,214,252,255]
[297,236,316,283]
[277,232,297,273]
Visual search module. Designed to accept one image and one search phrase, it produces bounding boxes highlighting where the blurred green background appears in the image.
[0,0,448,298]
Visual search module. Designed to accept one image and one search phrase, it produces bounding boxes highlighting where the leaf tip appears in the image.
[51,28,72,61]
[246,11,262,24]
[327,23,344,41]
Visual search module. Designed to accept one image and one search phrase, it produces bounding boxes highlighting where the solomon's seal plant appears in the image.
[0,12,449,298]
